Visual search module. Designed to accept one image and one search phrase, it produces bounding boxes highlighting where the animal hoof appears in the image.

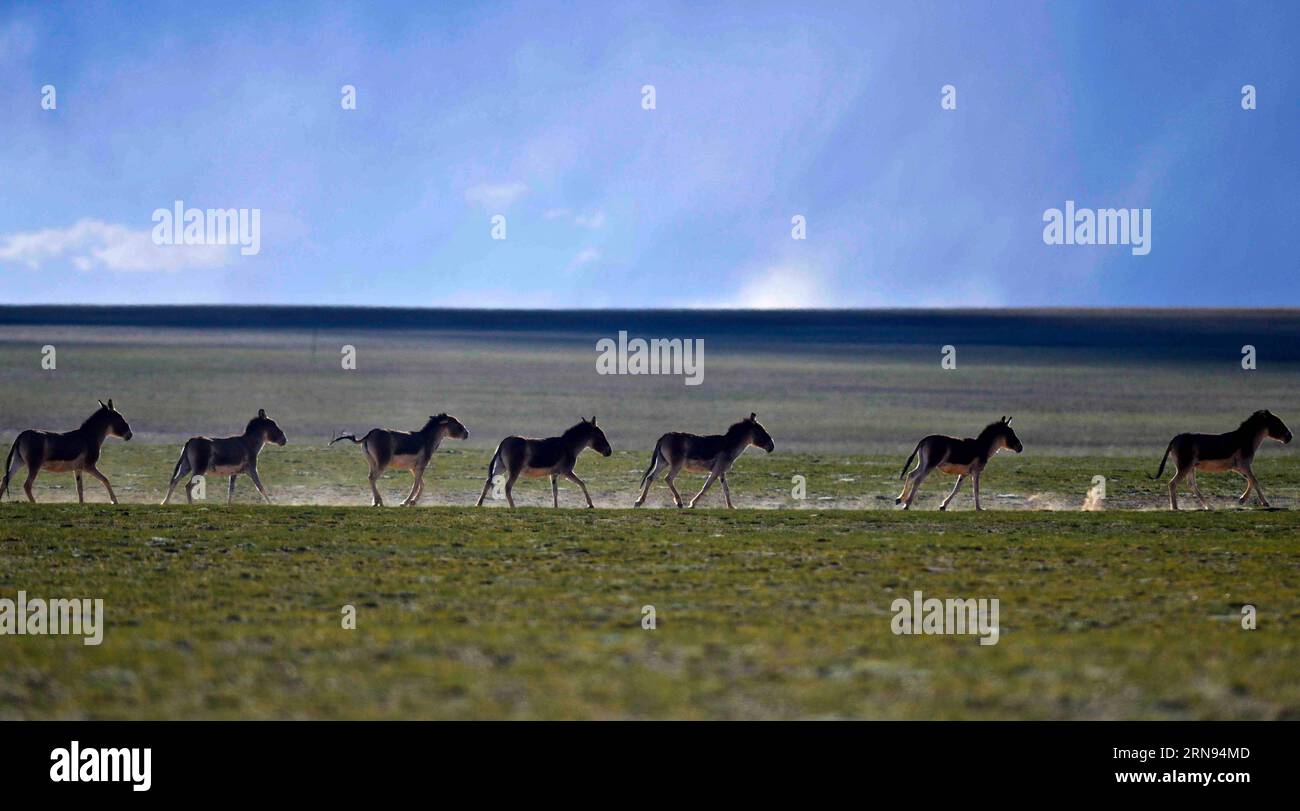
[938,505,947,512]
[894,497,901,505]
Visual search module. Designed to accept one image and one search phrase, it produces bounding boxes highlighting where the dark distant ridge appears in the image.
[2,305,1299,360]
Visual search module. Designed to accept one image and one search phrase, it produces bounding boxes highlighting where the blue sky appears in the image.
[0,1,1296,308]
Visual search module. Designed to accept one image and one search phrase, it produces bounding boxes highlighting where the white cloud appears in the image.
[566,247,602,272]
[717,265,831,309]
[574,210,606,229]
[544,208,606,229]
[0,218,232,272]
[464,182,529,209]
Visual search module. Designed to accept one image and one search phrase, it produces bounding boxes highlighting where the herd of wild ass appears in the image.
[0,401,1293,510]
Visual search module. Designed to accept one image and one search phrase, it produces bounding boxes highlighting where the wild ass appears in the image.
[330,413,469,506]
[1,400,133,504]
[161,409,287,505]
[633,413,774,508]
[475,417,612,508]
[897,417,1023,510]
[1151,410,1292,510]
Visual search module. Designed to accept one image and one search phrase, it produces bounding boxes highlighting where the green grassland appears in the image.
[2,503,1298,720]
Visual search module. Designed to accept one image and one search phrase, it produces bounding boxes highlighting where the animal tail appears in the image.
[639,437,664,488]
[899,439,923,480]
[485,443,503,479]
[330,432,363,445]
[1149,439,1176,479]
[168,442,188,483]
[0,437,18,500]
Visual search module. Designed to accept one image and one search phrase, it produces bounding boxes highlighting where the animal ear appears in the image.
[258,408,267,418]
[98,399,106,409]
[107,398,114,410]
[1006,416,1013,425]
[591,416,597,425]
[749,412,757,421]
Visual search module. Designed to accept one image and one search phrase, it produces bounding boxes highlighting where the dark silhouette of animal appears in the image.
[330,414,469,506]
[897,417,1023,510]
[1151,410,1291,509]
[475,417,612,508]
[161,409,287,504]
[2,400,133,503]
[634,413,774,508]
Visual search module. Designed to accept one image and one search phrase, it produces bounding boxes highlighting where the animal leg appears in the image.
[1234,470,1253,504]
[903,466,930,510]
[939,474,965,511]
[368,469,384,507]
[1167,465,1188,510]
[163,457,192,505]
[84,466,117,504]
[565,471,594,508]
[897,449,927,505]
[689,471,720,508]
[247,467,273,504]
[75,471,84,504]
[551,474,559,508]
[664,464,685,508]
[226,475,236,505]
[1187,469,1210,510]
[633,456,661,507]
[720,472,734,509]
[972,469,983,511]
[504,471,518,508]
[403,466,426,506]
[1245,468,1269,507]
[896,473,914,505]
[22,466,39,503]
[475,455,499,507]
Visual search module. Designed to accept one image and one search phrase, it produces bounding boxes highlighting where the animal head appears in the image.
[248,408,287,446]
[582,416,613,457]
[986,416,1023,453]
[96,398,133,441]
[1253,409,1292,444]
[744,412,775,453]
[430,413,470,440]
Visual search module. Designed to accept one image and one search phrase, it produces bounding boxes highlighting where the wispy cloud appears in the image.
[574,211,606,229]
[0,219,232,272]
[566,247,602,272]
[464,182,529,209]
[545,208,606,229]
